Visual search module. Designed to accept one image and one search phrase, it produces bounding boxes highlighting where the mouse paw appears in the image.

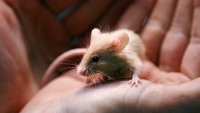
[128,76,141,87]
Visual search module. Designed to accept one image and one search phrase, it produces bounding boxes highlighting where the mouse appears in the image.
[77,28,145,86]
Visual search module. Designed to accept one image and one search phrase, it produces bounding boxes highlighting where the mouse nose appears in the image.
[77,66,86,75]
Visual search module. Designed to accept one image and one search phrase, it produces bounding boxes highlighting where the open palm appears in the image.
[9,0,199,113]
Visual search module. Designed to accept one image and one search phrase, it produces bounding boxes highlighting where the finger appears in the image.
[44,0,80,14]
[181,0,200,79]
[142,61,190,84]
[79,0,132,48]
[43,48,86,85]
[141,0,177,64]
[159,0,192,72]
[63,0,114,37]
[116,0,156,33]
[7,0,73,52]
[0,1,38,112]
[96,0,133,30]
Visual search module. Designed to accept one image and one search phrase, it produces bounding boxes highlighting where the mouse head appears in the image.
[77,28,129,77]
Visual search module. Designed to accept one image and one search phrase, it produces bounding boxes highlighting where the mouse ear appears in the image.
[91,28,100,42]
[111,33,129,52]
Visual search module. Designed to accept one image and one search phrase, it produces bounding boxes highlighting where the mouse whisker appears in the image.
[59,62,77,66]
[58,66,77,72]
[58,61,78,67]
[88,68,95,75]
[96,71,113,80]
[86,66,91,76]
[64,60,79,65]
[97,77,102,87]
[88,69,102,86]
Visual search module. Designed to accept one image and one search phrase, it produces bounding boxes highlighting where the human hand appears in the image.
[141,0,200,82]
[0,1,38,113]
[20,0,200,113]
[6,0,136,80]
[0,0,131,112]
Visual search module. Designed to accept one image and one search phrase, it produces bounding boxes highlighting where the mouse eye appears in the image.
[92,55,99,62]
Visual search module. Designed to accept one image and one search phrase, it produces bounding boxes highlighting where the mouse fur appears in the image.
[77,28,145,84]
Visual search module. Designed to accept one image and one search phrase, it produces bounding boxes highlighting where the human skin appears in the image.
[1,0,200,113]
[0,1,37,113]
[5,0,138,82]
[21,0,200,112]
[0,0,136,112]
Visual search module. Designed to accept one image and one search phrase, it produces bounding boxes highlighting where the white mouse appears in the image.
[77,28,145,86]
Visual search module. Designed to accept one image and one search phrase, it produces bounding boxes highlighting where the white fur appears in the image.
[78,28,145,85]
